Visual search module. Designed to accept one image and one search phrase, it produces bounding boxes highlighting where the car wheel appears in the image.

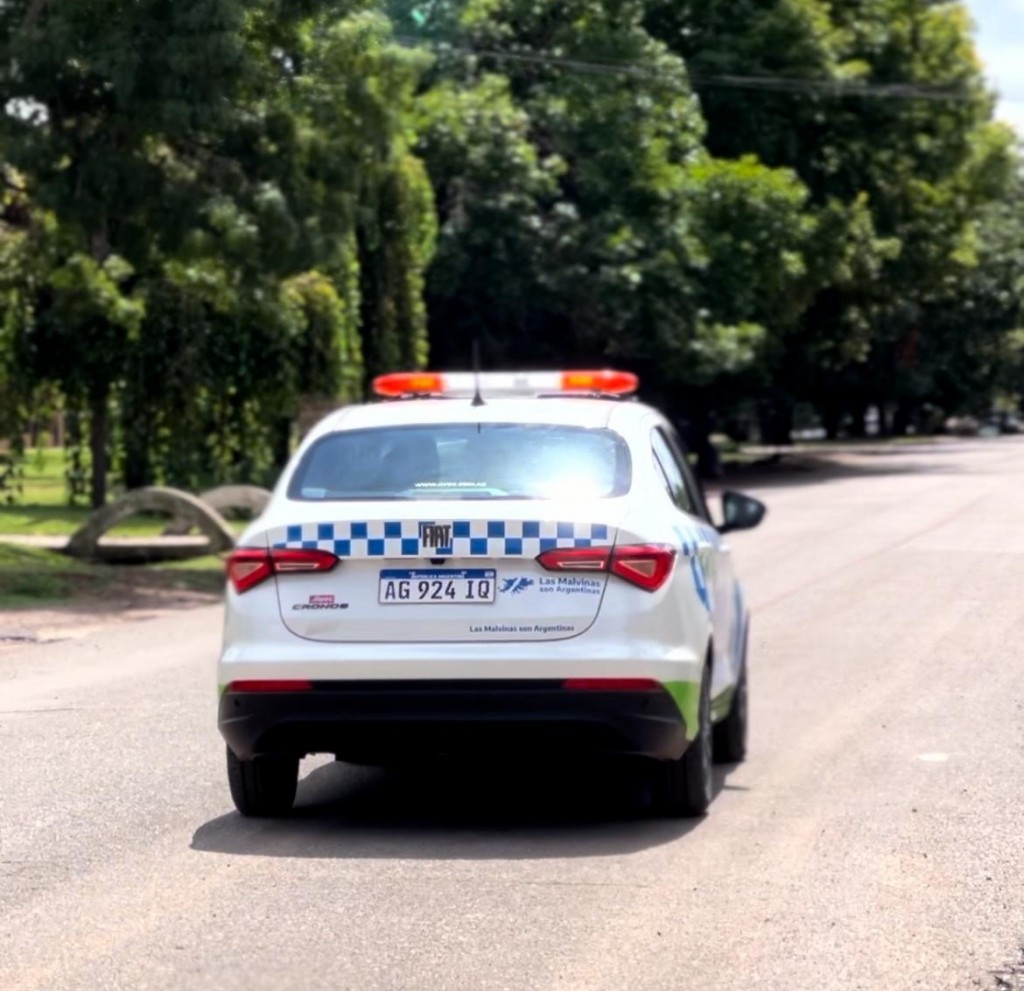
[650,665,713,817]
[713,660,748,764]
[226,746,299,817]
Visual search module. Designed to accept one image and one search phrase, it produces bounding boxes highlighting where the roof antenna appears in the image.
[471,337,485,407]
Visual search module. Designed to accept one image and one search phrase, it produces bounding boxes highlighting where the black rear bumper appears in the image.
[218,680,688,763]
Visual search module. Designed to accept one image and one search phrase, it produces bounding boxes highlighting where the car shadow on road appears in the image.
[190,758,742,861]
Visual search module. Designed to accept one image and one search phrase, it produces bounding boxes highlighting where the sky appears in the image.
[970,0,1024,131]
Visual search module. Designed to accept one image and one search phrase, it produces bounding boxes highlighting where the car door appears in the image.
[652,426,740,698]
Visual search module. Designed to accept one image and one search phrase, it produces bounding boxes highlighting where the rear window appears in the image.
[289,423,631,501]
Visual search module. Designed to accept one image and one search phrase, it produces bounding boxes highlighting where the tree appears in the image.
[815,1,1015,433]
[0,0,253,502]
[0,1,432,501]
[919,169,1024,422]
[413,73,564,366]
[648,0,1015,439]
[407,0,824,409]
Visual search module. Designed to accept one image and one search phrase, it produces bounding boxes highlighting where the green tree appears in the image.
[817,1,1015,433]
[649,0,1014,439]
[408,0,799,397]
[407,0,867,459]
[0,1,431,501]
[0,0,254,502]
[413,73,564,365]
[918,172,1024,422]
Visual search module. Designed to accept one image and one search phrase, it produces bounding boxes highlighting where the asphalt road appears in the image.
[3,438,1024,991]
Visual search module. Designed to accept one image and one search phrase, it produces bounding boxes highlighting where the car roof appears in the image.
[309,397,656,439]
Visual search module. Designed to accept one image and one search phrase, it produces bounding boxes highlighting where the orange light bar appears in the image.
[560,370,638,395]
[371,369,639,398]
[372,372,446,397]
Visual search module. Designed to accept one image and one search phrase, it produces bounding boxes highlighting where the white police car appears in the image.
[219,370,765,817]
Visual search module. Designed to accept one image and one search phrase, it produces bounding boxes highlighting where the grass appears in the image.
[0,544,87,606]
[0,543,225,609]
[0,450,232,607]
[0,504,105,536]
[1,447,162,535]
[0,447,247,536]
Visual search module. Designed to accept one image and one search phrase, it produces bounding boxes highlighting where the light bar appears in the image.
[371,369,639,398]
[372,372,445,397]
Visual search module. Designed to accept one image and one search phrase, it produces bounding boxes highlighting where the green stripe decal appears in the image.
[663,681,701,742]
[662,681,734,740]
[711,686,735,724]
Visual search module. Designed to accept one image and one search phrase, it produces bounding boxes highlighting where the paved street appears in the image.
[2,438,1024,991]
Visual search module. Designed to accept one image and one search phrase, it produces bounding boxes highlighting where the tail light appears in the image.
[563,678,662,691]
[536,543,676,592]
[610,544,677,591]
[226,547,339,593]
[226,679,313,693]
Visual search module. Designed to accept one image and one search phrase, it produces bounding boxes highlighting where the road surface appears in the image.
[2,439,1024,991]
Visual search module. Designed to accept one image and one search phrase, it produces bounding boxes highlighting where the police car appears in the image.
[218,370,766,817]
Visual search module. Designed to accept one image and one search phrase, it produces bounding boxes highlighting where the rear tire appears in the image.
[650,666,713,817]
[226,746,299,817]
[713,661,748,764]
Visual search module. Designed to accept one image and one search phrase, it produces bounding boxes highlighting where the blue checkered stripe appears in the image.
[270,520,613,558]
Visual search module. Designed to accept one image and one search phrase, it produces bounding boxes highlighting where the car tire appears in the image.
[650,665,713,817]
[226,746,299,817]
[713,660,748,764]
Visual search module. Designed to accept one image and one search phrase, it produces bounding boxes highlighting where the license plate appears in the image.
[378,568,496,605]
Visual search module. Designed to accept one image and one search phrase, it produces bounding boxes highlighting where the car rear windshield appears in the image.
[289,423,631,501]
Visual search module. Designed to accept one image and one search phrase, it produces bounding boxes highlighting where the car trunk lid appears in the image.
[266,502,625,643]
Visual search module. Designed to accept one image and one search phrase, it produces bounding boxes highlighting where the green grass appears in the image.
[19,445,69,504]
[0,504,101,535]
[0,544,88,606]
[0,448,246,536]
[0,449,236,605]
[0,504,175,536]
[0,543,225,609]
[1,447,160,535]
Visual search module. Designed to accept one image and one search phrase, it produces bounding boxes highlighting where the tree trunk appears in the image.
[758,400,793,447]
[821,400,841,441]
[85,223,113,507]
[893,401,913,436]
[877,403,892,437]
[274,417,293,472]
[122,441,150,490]
[684,409,722,480]
[89,389,109,508]
[848,402,868,439]
[122,406,153,490]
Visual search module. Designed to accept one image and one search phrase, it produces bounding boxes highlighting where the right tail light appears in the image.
[536,543,677,592]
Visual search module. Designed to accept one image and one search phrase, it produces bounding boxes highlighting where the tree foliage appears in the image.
[0,0,428,503]
[0,0,1022,504]
[648,0,1020,438]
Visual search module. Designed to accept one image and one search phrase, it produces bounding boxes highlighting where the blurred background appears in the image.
[1,0,1022,509]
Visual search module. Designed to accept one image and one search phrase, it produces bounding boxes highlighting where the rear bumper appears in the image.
[218,680,689,763]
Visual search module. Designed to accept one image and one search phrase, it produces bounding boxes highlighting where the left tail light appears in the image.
[536,543,677,592]
[226,547,339,594]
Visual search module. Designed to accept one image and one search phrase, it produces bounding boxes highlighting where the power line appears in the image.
[392,35,989,102]
[690,74,976,102]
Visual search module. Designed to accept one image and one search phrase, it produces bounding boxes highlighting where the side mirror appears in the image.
[718,490,766,534]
